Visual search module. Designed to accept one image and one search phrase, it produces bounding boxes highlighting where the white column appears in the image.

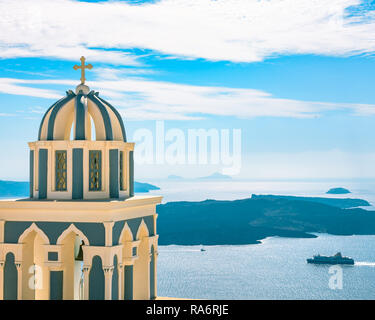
[0,261,4,300]
[0,221,4,300]
[153,214,158,235]
[16,263,22,300]
[0,220,5,243]
[118,264,124,300]
[153,251,158,299]
[147,253,151,300]
[103,222,114,247]
[82,266,90,300]
[103,267,113,300]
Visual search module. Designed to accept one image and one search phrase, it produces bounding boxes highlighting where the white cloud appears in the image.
[0,113,16,117]
[0,0,375,63]
[25,106,45,114]
[93,67,156,80]
[0,78,61,99]
[0,76,374,120]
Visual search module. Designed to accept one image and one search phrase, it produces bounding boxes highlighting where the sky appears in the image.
[0,0,375,181]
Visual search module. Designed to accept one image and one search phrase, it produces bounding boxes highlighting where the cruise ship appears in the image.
[307,252,354,265]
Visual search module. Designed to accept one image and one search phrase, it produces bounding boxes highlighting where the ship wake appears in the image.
[355,262,375,267]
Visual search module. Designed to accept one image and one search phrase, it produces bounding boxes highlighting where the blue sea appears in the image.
[147,179,375,299]
[158,234,375,299]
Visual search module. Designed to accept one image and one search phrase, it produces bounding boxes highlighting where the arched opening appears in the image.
[4,252,18,300]
[19,225,50,300]
[87,99,108,141]
[90,115,96,141]
[68,115,92,141]
[89,256,105,300]
[74,237,85,300]
[66,107,94,141]
[112,255,119,300]
[119,224,133,300]
[133,221,150,300]
[69,122,74,140]
[57,224,88,300]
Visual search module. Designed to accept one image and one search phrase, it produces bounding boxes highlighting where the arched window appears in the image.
[89,150,102,191]
[55,150,67,191]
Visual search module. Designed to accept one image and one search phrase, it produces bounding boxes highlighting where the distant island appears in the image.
[197,172,232,180]
[0,180,159,198]
[157,194,375,245]
[326,187,351,194]
[134,181,160,193]
[252,194,369,209]
[167,175,184,180]
[166,172,233,181]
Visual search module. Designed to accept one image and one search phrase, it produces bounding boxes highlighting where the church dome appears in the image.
[38,85,127,142]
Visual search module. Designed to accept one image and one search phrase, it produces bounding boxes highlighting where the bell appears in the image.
[75,241,84,261]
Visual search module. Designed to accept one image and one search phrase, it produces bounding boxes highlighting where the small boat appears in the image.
[307,252,354,265]
[200,248,206,252]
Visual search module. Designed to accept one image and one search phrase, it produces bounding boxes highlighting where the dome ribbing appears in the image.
[38,89,126,142]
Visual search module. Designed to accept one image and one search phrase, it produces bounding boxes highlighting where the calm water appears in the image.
[158,234,375,299]
[152,180,375,299]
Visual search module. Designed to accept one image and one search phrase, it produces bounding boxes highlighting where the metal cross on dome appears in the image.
[73,56,93,85]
